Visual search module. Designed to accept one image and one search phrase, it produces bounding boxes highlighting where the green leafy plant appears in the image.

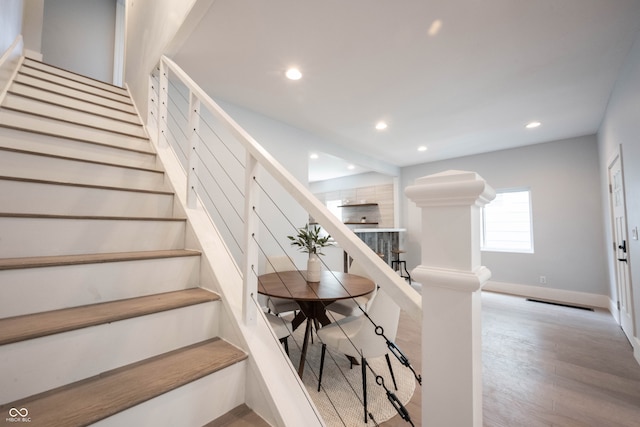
[287,224,333,255]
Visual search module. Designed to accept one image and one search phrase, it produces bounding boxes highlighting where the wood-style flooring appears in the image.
[381,291,640,427]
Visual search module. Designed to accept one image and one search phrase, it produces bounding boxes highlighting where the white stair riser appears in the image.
[0,128,157,169]
[20,67,131,104]
[0,109,149,152]
[24,58,128,95]
[0,180,174,217]
[22,59,129,97]
[0,217,186,258]
[14,74,136,113]
[4,94,147,138]
[0,150,165,191]
[9,83,140,124]
[0,302,221,403]
[0,256,201,318]
[93,362,246,427]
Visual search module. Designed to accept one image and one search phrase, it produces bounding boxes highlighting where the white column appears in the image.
[405,170,495,427]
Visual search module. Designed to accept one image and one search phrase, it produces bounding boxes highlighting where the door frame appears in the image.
[607,146,635,343]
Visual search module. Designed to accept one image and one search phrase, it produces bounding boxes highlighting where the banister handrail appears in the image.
[160,55,422,322]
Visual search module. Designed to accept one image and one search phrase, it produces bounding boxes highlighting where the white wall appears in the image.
[0,0,23,94]
[0,0,22,55]
[22,0,43,58]
[402,135,608,297]
[598,30,640,336]
[41,0,116,83]
[124,0,200,118]
[310,172,394,194]
[216,101,313,271]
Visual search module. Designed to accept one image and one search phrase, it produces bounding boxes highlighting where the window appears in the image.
[481,189,533,253]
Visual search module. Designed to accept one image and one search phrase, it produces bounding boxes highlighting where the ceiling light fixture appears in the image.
[428,19,443,36]
[375,121,388,130]
[285,68,302,80]
[418,146,428,152]
[347,164,355,170]
[525,121,541,129]
[309,153,319,159]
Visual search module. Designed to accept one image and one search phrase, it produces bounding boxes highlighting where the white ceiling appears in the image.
[172,0,640,181]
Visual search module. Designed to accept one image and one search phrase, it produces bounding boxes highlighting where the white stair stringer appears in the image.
[0,300,221,404]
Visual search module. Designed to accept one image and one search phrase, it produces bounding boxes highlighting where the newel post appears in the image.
[405,170,495,427]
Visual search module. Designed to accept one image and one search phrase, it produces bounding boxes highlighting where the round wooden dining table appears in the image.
[257,269,375,377]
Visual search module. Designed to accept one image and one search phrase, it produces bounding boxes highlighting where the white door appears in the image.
[608,152,634,342]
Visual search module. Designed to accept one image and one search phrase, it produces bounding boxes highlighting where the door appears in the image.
[608,151,634,342]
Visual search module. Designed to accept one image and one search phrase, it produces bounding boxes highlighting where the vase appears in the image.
[307,253,321,282]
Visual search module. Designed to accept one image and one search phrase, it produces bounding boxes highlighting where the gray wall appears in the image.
[0,0,22,55]
[598,29,640,336]
[402,135,608,296]
[41,0,116,83]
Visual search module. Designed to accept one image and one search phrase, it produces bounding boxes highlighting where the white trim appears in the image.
[634,337,640,367]
[113,0,126,87]
[0,35,24,106]
[483,281,610,309]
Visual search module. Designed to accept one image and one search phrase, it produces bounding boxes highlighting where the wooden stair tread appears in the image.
[0,288,219,345]
[204,404,271,427]
[0,338,247,426]
[0,249,201,271]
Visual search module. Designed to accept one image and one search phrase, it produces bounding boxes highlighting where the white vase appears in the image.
[307,253,321,282]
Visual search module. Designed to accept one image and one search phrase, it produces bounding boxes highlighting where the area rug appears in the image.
[288,326,416,426]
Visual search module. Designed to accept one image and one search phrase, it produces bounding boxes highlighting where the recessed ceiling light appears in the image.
[428,19,443,36]
[418,146,428,152]
[285,68,302,80]
[309,153,319,159]
[525,121,541,129]
[347,164,355,170]
[375,121,388,130]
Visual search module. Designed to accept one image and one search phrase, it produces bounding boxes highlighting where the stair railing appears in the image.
[148,55,423,425]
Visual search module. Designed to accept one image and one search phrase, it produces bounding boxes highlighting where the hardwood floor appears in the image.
[382,291,640,427]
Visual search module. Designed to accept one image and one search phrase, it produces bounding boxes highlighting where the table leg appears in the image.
[298,319,313,377]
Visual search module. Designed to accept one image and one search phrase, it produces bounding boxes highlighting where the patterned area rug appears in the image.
[288,325,416,426]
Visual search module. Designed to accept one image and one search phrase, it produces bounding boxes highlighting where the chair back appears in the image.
[265,255,297,273]
[350,289,400,358]
[348,259,370,279]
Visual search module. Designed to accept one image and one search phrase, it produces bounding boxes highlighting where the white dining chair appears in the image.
[317,289,400,423]
[260,255,300,315]
[264,312,293,355]
[326,259,377,317]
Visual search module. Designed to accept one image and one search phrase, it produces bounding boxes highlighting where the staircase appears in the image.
[0,58,253,426]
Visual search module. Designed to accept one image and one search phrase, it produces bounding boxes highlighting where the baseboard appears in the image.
[483,281,610,310]
[635,338,640,367]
